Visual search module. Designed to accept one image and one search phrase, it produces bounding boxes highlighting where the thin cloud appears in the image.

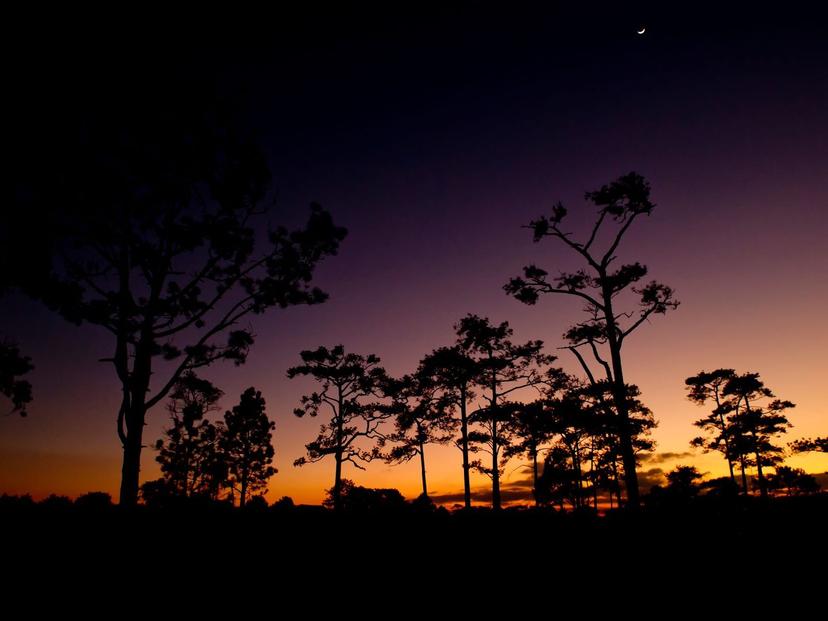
[642,452,695,465]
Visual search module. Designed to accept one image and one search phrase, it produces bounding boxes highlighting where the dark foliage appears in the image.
[506,173,678,507]
[288,345,390,511]
[153,373,226,499]
[221,387,276,507]
[8,86,346,505]
[0,341,33,417]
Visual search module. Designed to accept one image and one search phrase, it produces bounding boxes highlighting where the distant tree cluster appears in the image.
[535,382,655,510]
[685,369,795,497]
[144,379,275,508]
[289,315,658,512]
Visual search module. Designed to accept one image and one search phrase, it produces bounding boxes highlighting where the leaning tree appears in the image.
[505,172,678,507]
[288,345,391,512]
[9,93,346,505]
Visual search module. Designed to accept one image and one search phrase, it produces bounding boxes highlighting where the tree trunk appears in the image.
[603,292,640,509]
[240,469,248,508]
[332,390,344,512]
[119,404,146,506]
[739,455,749,494]
[572,444,583,509]
[532,448,539,506]
[744,398,767,498]
[714,396,737,487]
[334,434,343,511]
[459,387,471,509]
[490,360,501,510]
[419,439,428,498]
[491,418,501,510]
[590,442,598,510]
[754,447,767,498]
[118,325,153,506]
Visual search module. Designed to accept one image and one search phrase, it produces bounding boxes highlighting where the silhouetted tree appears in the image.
[504,371,574,504]
[577,381,656,508]
[154,373,226,498]
[11,94,346,505]
[322,478,406,513]
[457,314,557,509]
[505,173,678,507]
[288,346,390,512]
[547,394,596,509]
[139,478,177,508]
[685,369,739,487]
[74,492,113,511]
[536,445,581,510]
[699,477,740,499]
[221,387,276,507]
[0,341,33,417]
[648,466,703,506]
[665,465,703,498]
[39,494,73,511]
[382,372,457,498]
[723,373,794,498]
[790,437,828,453]
[504,400,557,504]
[272,496,295,511]
[767,466,819,496]
[418,345,480,508]
[244,495,269,511]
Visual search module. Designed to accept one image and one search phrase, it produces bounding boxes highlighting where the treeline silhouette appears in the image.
[2,88,825,520]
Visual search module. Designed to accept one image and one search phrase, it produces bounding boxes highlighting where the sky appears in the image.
[2,4,827,504]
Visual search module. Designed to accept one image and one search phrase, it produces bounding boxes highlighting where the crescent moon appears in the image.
[637,27,646,35]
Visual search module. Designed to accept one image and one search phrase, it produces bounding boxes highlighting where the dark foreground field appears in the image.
[3,494,825,609]
[5,493,825,568]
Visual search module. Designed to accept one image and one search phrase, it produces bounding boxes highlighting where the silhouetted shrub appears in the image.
[74,491,113,511]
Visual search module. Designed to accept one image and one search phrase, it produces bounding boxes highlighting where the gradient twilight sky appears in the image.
[2,4,827,503]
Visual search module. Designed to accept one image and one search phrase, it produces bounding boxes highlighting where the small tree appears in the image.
[505,172,678,507]
[0,341,33,418]
[382,372,457,498]
[322,479,407,513]
[288,345,390,512]
[457,314,557,509]
[221,387,276,507]
[685,369,739,487]
[504,370,571,504]
[723,373,794,498]
[767,466,819,496]
[153,373,225,498]
[504,401,556,505]
[575,381,656,508]
[536,445,581,510]
[664,466,704,498]
[418,345,480,508]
